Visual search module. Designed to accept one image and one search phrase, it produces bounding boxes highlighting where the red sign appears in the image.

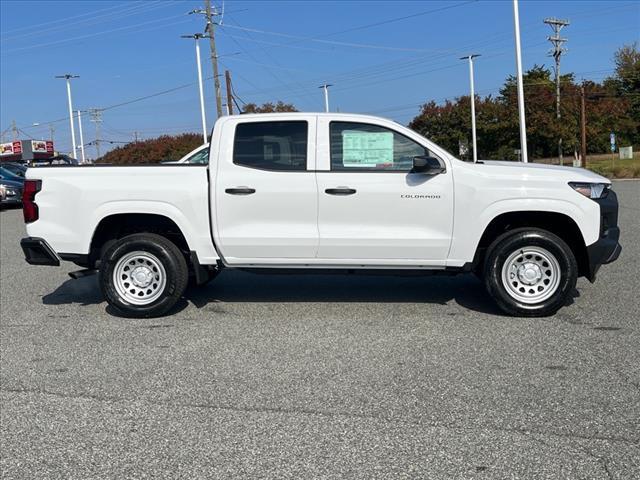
[46,141,54,153]
[12,141,22,154]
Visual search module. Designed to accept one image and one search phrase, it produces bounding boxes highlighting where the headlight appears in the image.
[6,188,17,195]
[568,182,610,200]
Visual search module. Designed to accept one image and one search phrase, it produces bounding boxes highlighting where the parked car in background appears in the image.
[0,178,23,207]
[0,166,24,183]
[30,154,78,167]
[163,144,209,164]
[1,162,28,178]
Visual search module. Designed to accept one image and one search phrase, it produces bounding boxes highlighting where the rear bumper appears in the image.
[20,237,60,266]
[586,190,621,281]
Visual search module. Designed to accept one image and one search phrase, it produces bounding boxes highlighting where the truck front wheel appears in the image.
[484,228,578,317]
[99,233,188,318]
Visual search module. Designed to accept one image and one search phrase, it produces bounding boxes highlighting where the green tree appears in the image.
[607,43,640,145]
[408,53,637,161]
[242,101,298,113]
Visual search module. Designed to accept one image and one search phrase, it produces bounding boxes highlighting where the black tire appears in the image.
[99,233,188,318]
[484,228,578,317]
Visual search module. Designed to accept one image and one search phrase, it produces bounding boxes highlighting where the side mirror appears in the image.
[411,155,445,175]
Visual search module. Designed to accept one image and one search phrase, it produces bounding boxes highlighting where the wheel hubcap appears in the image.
[113,251,167,306]
[501,246,561,305]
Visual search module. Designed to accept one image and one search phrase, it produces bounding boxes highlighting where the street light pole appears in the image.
[319,84,332,112]
[512,0,528,163]
[55,74,79,157]
[77,110,86,163]
[460,54,481,162]
[182,33,209,143]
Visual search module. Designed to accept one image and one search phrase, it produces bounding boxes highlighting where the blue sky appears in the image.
[1,0,638,156]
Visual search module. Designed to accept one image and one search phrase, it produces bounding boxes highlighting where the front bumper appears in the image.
[21,237,60,266]
[586,190,621,281]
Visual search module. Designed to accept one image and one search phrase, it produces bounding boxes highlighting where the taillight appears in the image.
[23,179,41,223]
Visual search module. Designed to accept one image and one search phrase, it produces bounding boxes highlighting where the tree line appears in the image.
[98,43,637,165]
[409,43,639,161]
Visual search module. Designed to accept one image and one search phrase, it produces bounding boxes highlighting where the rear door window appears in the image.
[233,121,308,171]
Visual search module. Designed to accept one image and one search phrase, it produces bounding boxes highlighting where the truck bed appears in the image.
[25,164,218,263]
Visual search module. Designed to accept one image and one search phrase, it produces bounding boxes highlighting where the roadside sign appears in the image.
[610,132,616,152]
[619,146,633,160]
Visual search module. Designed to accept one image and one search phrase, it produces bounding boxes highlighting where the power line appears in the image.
[220,23,449,53]
[224,13,315,108]
[323,1,477,36]
[0,1,170,42]
[2,13,190,55]
[212,3,636,100]
[4,2,634,135]
[0,1,133,37]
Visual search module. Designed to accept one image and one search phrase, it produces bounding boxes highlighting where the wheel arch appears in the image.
[473,210,589,278]
[88,213,192,268]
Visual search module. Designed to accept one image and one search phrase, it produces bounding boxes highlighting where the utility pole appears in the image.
[460,54,481,162]
[76,110,86,163]
[55,74,79,157]
[319,84,332,112]
[544,17,569,165]
[89,108,103,159]
[133,131,140,142]
[225,70,234,115]
[31,123,55,144]
[512,0,528,163]
[182,33,210,142]
[580,84,587,169]
[205,0,223,118]
[190,2,223,118]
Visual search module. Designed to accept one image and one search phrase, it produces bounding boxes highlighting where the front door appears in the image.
[315,119,454,265]
[214,117,318,264]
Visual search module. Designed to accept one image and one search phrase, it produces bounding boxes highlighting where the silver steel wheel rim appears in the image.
[113,251,167,306]
[501,246,561,305]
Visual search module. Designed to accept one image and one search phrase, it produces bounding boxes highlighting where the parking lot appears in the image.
[0,180,638,479]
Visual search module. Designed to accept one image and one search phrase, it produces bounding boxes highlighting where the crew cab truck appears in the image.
[20,113,621,318]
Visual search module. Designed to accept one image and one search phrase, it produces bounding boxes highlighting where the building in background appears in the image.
[0,139,54,164]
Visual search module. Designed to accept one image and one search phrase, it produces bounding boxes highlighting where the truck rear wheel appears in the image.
[484,228,577,317]
[99,233,188,318]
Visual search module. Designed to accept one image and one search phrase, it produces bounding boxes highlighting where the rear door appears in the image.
[315,117,454,265]
[213,116,318,264]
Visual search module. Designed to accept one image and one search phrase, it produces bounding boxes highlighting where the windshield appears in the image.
[186,147,209,164]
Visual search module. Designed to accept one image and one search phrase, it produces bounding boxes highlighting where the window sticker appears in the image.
[342,130,393,167]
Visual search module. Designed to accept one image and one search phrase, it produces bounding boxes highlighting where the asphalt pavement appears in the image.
[1,180,639,479]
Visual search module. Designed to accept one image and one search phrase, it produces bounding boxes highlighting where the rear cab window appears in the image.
[233,121,308,171]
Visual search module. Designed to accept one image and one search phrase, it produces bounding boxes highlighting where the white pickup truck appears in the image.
[21,113,621,318]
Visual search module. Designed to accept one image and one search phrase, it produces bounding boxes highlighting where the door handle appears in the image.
[225,187,256,195]
[325,187,356,196]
